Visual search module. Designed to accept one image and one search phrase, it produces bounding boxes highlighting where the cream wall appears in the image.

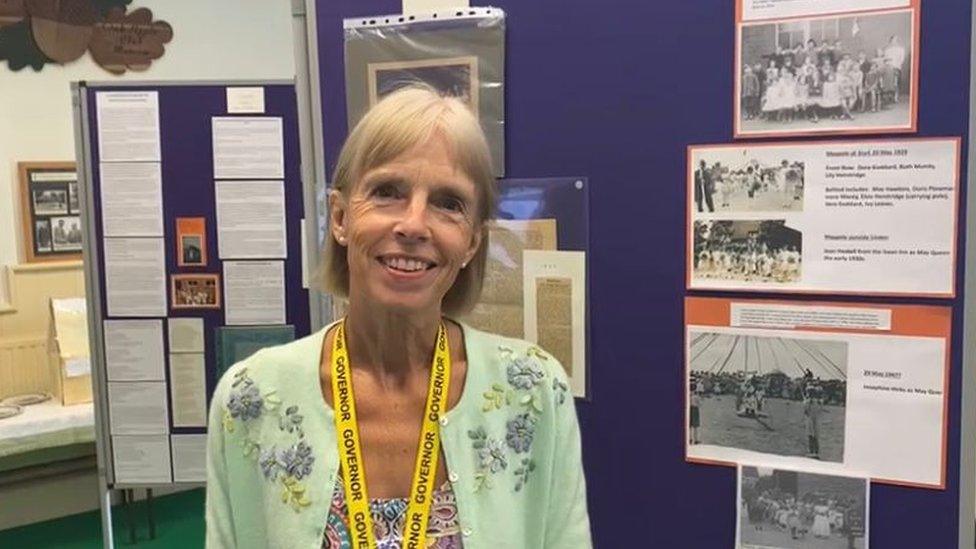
[0,0,296,305]
[0,0,296,529]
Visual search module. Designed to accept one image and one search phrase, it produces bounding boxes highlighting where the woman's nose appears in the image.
[393,197,432,242]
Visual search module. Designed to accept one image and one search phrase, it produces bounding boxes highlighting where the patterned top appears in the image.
[322,474,463,549]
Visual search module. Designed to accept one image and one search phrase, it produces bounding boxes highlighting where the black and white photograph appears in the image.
[737,8,915,136]
[368,56,479,114]
[738,466,868,549]
[692,149,804,213]
[689,332,847,463]
[172,274,221,309]
[34,219,52,253]
[32,189,68,216]
[693,220,802,283]
[50,216,82,251]
[68,182,79,213]
[180,235,204,266]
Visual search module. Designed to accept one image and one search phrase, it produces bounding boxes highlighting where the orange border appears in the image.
[733,6,920,139]
[176,217,208,267]
[170,274,221,310]
[685,136,962,298]
[736,0,918,23]
[683,296,950,489]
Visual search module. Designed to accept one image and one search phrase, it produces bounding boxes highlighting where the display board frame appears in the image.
[296,0,976,547]
[72,79,316,548]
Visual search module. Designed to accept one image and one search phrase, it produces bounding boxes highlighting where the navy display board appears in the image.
[315,3,971,547]
[82,83,310,469]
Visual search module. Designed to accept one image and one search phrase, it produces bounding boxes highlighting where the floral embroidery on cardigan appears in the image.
[470,346,559,492]
[223,367,313,511]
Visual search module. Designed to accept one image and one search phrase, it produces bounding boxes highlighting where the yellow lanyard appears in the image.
[330,319,451,549]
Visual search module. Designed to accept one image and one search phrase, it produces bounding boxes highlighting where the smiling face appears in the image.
[330,134,482,316]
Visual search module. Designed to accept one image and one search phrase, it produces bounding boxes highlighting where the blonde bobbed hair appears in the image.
[320,85,497,316]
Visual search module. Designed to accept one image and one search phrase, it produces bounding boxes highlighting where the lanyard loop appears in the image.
[331,320,452,549]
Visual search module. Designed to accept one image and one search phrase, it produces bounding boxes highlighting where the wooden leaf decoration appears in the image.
[88,6,171,75]
[0,0,26,28]
[26,0,97,63]
[0,18,50,70]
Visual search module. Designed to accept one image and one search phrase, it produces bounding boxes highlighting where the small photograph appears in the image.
[181,236,204,265]
[176,217,207,267]
[692,148,804,213]
[34,219,52,252]
[172,274,221,309]
[689,331,848,463]
[693,220,802,283]
[737,8,915,136]
[50,216,82,251]
[32,189,68,216]
[369,56,479,114]
[738,465,868,549]
[68,182,79,213]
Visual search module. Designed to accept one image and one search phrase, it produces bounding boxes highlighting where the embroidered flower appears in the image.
[278,440,314,480]
[278,405,304,434]
[514,458,537,492]
[478,438,508,473]
[552,377,569,405]
[507,357,544,390]
[505,413,536,453]
[259,448,279,480]
[227,384,264,421]
[222,369,314,512]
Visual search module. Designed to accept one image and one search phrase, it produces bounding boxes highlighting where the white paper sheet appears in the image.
[686,325,947,486]
[226,87,266,114]
[168,318,205,353]
[99,162,164,237]
[212,117,284,179]
[168,354,207,427]
[104,320,166,381]
[215,180,286,259]
[740,0,910,21]
[223,260,286,325]
[96,91,161,162]
[104,238,167,317]
[688,139,958,296]
[171,434,208,483]
[522,250,586,397]
[112,435,171,484]
[108,381,169,435]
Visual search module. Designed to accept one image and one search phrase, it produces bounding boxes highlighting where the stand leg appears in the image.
[146,489,156,540]
[122,489,137,544]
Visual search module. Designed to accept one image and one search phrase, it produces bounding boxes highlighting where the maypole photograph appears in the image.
[688,331,847,463]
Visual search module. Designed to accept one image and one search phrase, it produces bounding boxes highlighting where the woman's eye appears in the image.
[435,196,464,213]
[371,183,399,199]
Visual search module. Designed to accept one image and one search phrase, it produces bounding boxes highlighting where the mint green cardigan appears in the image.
[205,322,592,548]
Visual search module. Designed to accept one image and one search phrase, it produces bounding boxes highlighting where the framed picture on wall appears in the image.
[18,162,81,263]
[367,56,480,116]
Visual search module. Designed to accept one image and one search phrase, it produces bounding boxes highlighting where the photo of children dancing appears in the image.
[688,332,847,463]
[693,220,802,284]
[739,466,867,549]
[739,9,913,134]
[692,151,804,213]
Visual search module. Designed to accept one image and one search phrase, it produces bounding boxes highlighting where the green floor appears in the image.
[0,489,205,548]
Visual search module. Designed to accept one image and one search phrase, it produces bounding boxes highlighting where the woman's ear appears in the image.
[329,190,348,246]
[464,224,485,266]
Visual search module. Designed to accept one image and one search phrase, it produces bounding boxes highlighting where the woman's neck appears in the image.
[343,299,442,385]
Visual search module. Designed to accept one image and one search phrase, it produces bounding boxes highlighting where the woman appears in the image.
[206,86,591,548]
